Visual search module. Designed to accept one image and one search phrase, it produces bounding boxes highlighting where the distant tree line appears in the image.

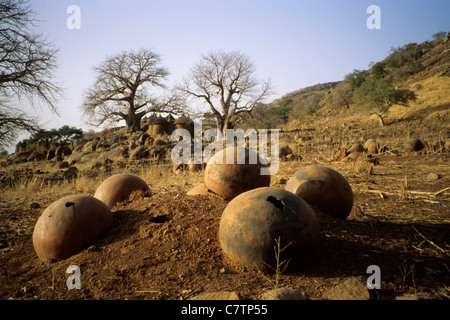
[19,125,83,147]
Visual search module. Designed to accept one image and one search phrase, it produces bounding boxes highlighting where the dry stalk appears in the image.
[361,186,449,199]
[411,225,448,255]
[399,174,410,200]
[398,264,416,293]
[257,236,292,295]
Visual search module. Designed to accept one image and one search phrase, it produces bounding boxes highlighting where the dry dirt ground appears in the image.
[1,149,449,301]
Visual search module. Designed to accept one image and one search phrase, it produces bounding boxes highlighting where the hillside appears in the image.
[271,31,450,131]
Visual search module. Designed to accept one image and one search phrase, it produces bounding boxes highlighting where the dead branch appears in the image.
[411,225,448,255]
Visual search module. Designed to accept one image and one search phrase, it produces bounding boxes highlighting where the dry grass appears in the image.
[389,76,450,121]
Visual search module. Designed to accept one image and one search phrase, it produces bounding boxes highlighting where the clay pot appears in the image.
[219,187,319,270]
[204,147,270,200]
[343,151,362,161]
[32,195,112,262]
[364,139,379,154]
[94,173,151,209]
[444,139,450,151]
[348,142,364,153]
[405,138,424,152]
[285,165,353,220]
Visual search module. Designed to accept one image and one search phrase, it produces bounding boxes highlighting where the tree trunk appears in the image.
[215,117,225,138]
[125,114,142,133]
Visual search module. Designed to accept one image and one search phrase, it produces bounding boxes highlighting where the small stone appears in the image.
[58,161,70,169]
[186,183,216,196]
[63,166,79,180]
[260,287,309,300]
[322,277,370,300]
[426,173,440,180]
[138,206,148,213]
[30,202,40,209]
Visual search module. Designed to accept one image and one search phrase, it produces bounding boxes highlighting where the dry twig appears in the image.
[411,225,448,255]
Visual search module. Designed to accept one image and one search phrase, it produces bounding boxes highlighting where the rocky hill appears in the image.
[275,31,450,127]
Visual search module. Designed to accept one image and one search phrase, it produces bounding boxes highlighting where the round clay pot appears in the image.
[32,195,112,262]
[285,165,353,220]
[345,151,362,161]
[94,173,151,209]
[405,138,424,152]
[364,139,379,154]
[444,139,450,151]
[348,142,364,153]
[204,147,270,200]
[219,187,319,270]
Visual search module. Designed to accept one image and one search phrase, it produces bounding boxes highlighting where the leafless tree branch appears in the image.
[177,50,273,135]
[81,48,185,132]
[0,0,63,151]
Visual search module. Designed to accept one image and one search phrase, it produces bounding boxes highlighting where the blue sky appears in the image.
[15,0,450,145]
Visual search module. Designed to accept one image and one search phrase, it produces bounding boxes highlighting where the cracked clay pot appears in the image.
[32,195,113,262]
[219,187,319,271]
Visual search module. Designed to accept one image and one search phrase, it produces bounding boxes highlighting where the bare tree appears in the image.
[178,51,273,136]
[0,106,38,147]
[0,0,62,151]
[82,48,183,132]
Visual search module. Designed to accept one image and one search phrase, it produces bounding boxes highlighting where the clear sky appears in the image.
[14,0,450,147]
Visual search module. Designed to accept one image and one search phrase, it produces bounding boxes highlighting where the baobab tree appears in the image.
[82,48,183,132]
[178,51,273,137]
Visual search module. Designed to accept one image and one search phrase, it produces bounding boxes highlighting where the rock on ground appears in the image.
[260,287,309,300]
[322,277,370,300]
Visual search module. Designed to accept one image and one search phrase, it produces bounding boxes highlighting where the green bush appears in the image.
[385,43,423,81]
[24,125,83,146]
